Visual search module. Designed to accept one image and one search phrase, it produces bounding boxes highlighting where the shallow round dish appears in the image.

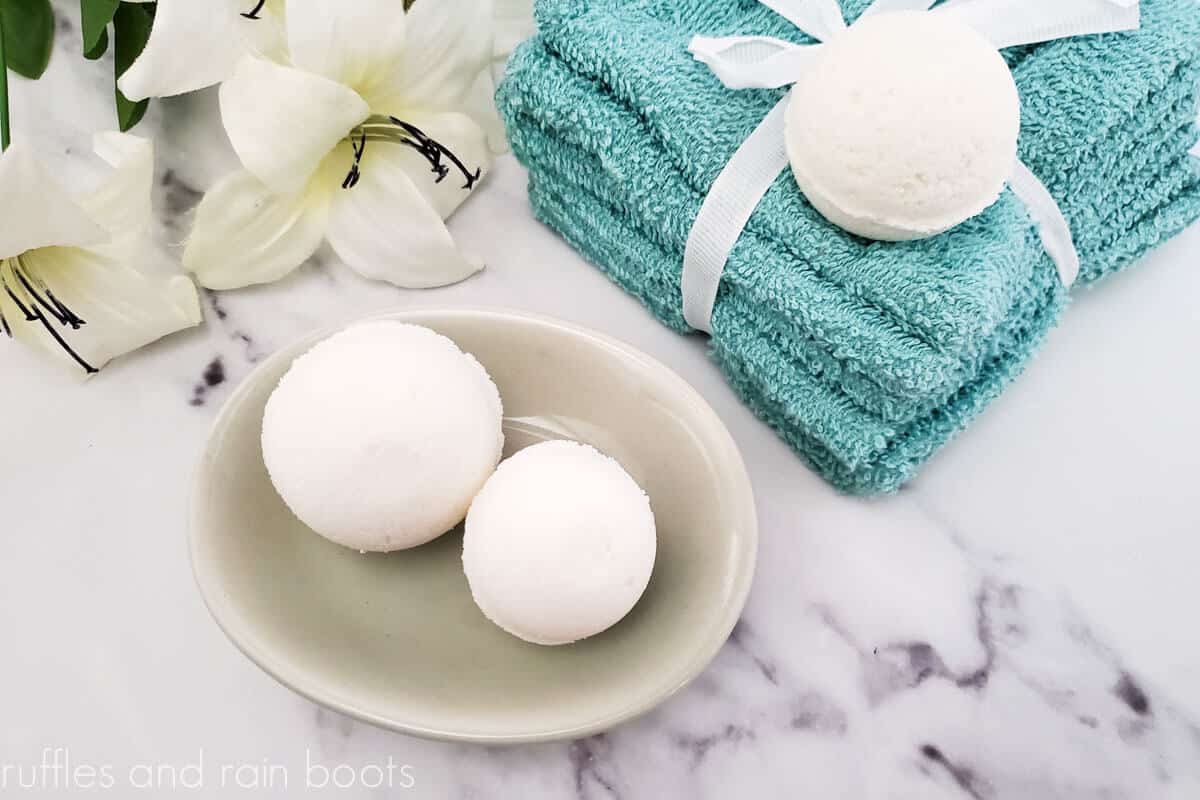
[190,308,757,743]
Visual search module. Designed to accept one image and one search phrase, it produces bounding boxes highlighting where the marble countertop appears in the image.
[2,10,1199,799]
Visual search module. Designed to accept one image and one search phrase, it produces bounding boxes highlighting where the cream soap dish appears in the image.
[190,307,757,743]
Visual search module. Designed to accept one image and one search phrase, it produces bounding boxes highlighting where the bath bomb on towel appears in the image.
[785,10,1020,241]
[262,321,503,552]
[463,440,657,645]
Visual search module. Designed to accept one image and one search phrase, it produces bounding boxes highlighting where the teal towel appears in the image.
[498,0,1200,493]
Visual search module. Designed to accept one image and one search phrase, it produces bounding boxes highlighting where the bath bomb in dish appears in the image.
[785,11,1020,241]
[463,440,657,646]
[261,321,503,552]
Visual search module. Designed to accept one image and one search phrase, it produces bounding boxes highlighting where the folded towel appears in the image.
[498,0,1200,493]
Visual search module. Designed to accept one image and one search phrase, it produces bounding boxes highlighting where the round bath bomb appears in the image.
[785,10,1020,241]
[463,440,657,645]
[261,321,503,552]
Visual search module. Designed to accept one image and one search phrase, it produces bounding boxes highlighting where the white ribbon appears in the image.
[1009,162,1081,286]
[688,36,821,89]
[681,0,1141,332]
[759,0,846,42]
[860,0,938,17]
[683,96,792,332]
[933,0,1139,49]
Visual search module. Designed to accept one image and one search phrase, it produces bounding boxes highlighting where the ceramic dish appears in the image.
[190,307,757,743]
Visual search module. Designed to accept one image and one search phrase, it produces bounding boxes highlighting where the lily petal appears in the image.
[0,142,107,261]
[78,133,155,238]
[243,0,290,62]
[184,169,330,290]
[285,0,407,105]
[462,71,510,154]
[118,0,271,101]
[493,0,535,68]
[323,141,482,288]
[220,56,369,195]
[1,246,201,374]
[383,110,492,219]
[387,0,496,112]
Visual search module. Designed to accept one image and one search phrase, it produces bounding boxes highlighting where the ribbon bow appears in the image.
[680,0,1141,333]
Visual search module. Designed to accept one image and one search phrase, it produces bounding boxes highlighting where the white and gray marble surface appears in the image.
[2,7,1199,799]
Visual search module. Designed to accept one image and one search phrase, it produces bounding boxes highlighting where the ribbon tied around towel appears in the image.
[680,0,1141,334]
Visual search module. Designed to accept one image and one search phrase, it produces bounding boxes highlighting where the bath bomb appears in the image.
[785,11,1020,241]
[261,321,503,552]
[463,440,657,645]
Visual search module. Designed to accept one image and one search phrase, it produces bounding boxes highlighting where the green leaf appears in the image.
[80,0,119,57]
[0,0,55,79]
[83,25,107,60]
[112,2,153,131]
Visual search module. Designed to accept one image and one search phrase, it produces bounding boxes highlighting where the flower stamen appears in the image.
[13,262,85,329]
[389,117,482,190]
[342,129,368,190]
[241,0,268,20]
[342,116,483,191]
[0,256,98,374]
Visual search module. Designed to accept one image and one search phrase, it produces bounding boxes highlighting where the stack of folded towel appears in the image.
[497,0,1200,494]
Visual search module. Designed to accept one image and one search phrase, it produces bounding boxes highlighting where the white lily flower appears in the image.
[493,0,536,76]
[184,0,496,290]
[0,134,202,374]
[469,0,536,151]
[118,0,286,102]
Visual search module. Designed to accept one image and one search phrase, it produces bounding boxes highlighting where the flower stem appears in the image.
[0,9,10,151]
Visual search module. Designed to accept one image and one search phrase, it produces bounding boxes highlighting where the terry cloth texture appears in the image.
[497,0,1200,494]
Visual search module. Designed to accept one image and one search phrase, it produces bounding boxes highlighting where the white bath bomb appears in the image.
[262,321,503,552]
[463,440,657,645]
[785,10,1020,241]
